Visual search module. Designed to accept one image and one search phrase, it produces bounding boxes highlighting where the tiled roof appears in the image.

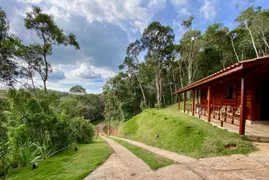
[173,55,269,94]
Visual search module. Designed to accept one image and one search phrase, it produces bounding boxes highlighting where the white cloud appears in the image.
[169,0,188,7]
[17,0,189,36]
[18,0,44,3]
[72,63,116,80]
[200,0,217,21]
[178,7,191,16]
[44,6,70,20]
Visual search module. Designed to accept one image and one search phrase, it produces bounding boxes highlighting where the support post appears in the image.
[207,85,211,122]
[239,77,246,135]
[178,94,180,111]
[184,92,186,113]
[192,90,195,116]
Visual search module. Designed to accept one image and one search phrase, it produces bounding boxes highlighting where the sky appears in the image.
[1,0,269,93]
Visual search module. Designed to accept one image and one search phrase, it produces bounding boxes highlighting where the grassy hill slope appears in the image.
[118,104,255,158]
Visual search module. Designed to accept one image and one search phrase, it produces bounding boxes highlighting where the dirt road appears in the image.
[85,136,269,180]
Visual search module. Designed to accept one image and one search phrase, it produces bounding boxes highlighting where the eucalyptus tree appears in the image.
[24,6,80,91]
[0,8,20,86]
[252,9,269,54]
[140,21,175,107]
[16,44,43,90]
[120,40,147,106]
[180,29,202,86]
[236,6,261,57]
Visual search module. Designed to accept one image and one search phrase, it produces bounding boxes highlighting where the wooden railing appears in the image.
[185,104,240,127]
[185,104,192,114]
[211,105,240,126]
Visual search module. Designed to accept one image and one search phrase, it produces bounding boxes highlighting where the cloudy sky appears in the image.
[2,0,269,93]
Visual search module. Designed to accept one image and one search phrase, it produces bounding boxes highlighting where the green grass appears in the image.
[8,139,113,180]
[118,104,256,159]
[109,137,173,170]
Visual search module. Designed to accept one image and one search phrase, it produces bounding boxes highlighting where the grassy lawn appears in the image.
[118,104,256,158]
[8,138,112,180]
[109,137,173,170]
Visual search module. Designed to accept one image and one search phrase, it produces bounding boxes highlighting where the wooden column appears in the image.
[207,85,211,122]
[178,94,180,111]
[239,77,246,135]
[183,92,186,113]
[192,89,195,116]
[199,89,202,105]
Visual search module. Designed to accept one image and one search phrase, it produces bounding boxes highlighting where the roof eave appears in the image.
[173,64,244,94]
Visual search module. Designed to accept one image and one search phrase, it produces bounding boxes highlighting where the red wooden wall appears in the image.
[199,72,254,120]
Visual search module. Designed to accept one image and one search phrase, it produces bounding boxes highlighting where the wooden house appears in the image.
[173,56,269,135]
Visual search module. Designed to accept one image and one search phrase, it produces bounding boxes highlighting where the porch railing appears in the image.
[185,104,240,127]
[211,105,240,126]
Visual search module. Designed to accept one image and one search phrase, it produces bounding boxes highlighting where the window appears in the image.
[225,85,234,99]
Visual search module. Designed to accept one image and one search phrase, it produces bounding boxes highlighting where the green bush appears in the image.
[0,142,11,178]
[154,103,161,109]
[72,117,94,144]
[0,89,98,178]
[18,140,40,167]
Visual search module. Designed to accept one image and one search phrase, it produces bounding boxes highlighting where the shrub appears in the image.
[72,117,94,144]
[0,142,11,178]
[18,139,40,167]
[154,103,161,109]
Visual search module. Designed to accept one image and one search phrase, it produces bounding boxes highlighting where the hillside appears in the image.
[118,104,255,158]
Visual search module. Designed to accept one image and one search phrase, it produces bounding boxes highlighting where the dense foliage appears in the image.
[0,89,102,178]
[103,6,269,123]
[69,85,86,94]
[0,6,105,177]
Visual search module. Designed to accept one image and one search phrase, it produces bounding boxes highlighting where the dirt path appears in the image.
[85,136,269,180]
[111,136,196,164]
[85,136,203,180]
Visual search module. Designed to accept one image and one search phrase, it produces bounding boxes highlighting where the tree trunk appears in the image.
[42,33,48,92]
[261,32,269,49]
[172,67,177,103]
[228,34,240,62]
[159,70,163,107]
[135,74,147,104]
[167,72,173,105]
[178,61,184,89]
[155,72,160,107]
[246,23,259,57]
[43,79,47,92]
[30,72,37,93]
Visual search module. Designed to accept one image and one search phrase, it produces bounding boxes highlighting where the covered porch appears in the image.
[174,56,269,139]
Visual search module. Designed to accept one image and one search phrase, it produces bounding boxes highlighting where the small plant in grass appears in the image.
[18,139,40,167]
[154,103,161,109]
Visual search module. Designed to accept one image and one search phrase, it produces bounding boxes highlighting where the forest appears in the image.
[0,6,104,178]
[103,6,269,122]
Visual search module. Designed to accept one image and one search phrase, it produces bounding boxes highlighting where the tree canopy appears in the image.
[69,85,86,94]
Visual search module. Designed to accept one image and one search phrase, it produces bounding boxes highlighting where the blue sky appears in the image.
[2,0,269,93]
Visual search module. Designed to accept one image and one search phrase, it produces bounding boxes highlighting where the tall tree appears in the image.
[120,40,147,106]
[236,6,261,57]
[0,8,20,86]
[69,85,86,94]
[16,44,43,90]
[24,6,80,91]
[141,22,175,107]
